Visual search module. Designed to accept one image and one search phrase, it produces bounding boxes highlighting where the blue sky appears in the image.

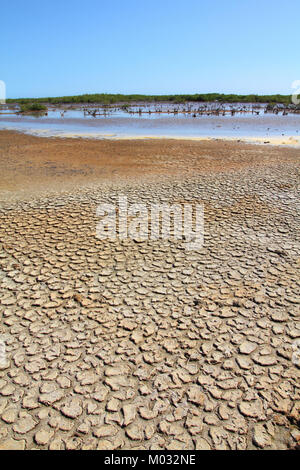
[1,0,299,98]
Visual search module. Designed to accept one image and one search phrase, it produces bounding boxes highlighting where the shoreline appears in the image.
[1,126,300,147]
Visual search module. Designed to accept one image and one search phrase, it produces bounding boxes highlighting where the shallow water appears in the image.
[1,104,300,144]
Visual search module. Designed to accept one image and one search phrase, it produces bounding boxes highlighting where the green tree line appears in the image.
[6,93,293,106]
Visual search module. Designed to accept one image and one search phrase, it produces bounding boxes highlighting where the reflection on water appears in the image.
[0,102,300,143]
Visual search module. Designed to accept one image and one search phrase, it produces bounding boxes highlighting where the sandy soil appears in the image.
[0,130,299,201]
[0,130,299,450]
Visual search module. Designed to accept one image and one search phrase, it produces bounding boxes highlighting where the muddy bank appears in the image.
[0,130,299,202]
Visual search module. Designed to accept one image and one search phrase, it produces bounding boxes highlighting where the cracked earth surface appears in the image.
[0,135,299,450]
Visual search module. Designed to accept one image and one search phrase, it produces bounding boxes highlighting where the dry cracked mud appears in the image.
[0,132,299,450]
